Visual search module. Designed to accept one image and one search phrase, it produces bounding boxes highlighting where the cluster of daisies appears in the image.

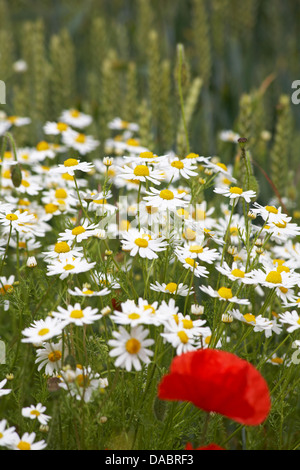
[1,108,300,449]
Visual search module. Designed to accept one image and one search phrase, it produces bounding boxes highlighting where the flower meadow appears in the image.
[0,0,300,452]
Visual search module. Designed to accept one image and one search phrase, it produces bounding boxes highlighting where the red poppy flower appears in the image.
[158,349,271,426]
[185,442,225,450]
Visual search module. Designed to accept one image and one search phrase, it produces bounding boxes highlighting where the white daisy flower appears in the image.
[5,115,31,127]
[35,339,66,376]
[0,379,11,397]
[108,117,139,132]
[59,109,93,129]
[0,420,17,448]
[176,253,209,278]
[0,209,35,234]
[43,121,70,135]
[121,229,168,259]
[58,221,100,243]
[214,185,256,203]
[143,187,188,212]
[52,303,102,327]
[108,325,154,371]
[150,281,194,296]
[199,285,250,305]
[42,241,83,261]
[175,243,220,264]
[219,130,240,143]
[59,365,106,403]
[278,310,300,333]
[202,160,237,183]
[31,141,56,160]
[21,316,64,344]
[22,403,51,425]
[50,157,94,176]
[62,129,99,155]
[117,162,165,185]
[68,286,111,297]
[9,432,47,451]
[250,203,290,225]
[215,261,256,284]
[110,299,153,327]
[162,157,198,181]
[46,257,96,280]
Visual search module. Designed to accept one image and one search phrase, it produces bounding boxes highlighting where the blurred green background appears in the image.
[1,0,300,207]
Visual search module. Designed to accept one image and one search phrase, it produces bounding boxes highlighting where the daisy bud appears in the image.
[6,373,14,381]
[204,168,213,176]
[101,306,111,316]
[227,246,237,256]
[63,369,76,383]
[105,250,113,256]
[222,313,233,323]
[103,156,113,167]
[99,416,108,424]
[191,304,204,315]
[11,162,22,188]
[94,229,106,239]
[256,248,264,255]
[248,210,256,220]
[39,424,49,433]
[198,178,206,184]
[260,130,271,142]
[26,256,37,268]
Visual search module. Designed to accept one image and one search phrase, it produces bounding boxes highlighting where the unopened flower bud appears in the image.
[26,256,37,268]
[191,304,204,315]
[222,313,233,323]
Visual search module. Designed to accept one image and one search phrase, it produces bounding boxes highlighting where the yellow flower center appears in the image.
[17,441,31,450]
[36,141,49,151]
[204,335,211,345]
[125,338,141,354]
[93,199,107,204]
[55,188,68,199]
[271,357,284,365]
[21,180,30,187]
[265,271,282,284]
[0,284,13,295]
[193,209,206,220]
[62,173,74,181]
[38,328,50,336]
[189,245,203,254]
[64,158,79,167]
[128,313,141,320]
[120,220,130,231]
[133,165,150,177]
[182,319,193,329]
[216,162,228,171]
[183,228,196,241]
[229,186,243,195]
[159,189,174,200]
[57,122,68,131]
[185,153,198,159]
[185,257,198,268]
[177,331,189,344]
[126,138,139,147]
[75,133,86,143]
[217,287,233,299]
[231,268,245,278]
[70,110,80,117]
[6,213,18,221]
[165,282,178,293]
[135,238,148,248]
[265,205,278,214]
[76,374,90,388]
[30,410,41,417]
[275,220,287,229]
[48,350,62,362]
[171,160,184,170]
[72,226,86,236]
[44,203,58,214]
[54,241,70,253]
[279,287,288,294]
[243,313,256,323]
[83,289,94,295]
[144,305,155,314]
[63,264,75,271]
[277,265,289,273]
[139,151,154,159]
[70,309,84,319]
